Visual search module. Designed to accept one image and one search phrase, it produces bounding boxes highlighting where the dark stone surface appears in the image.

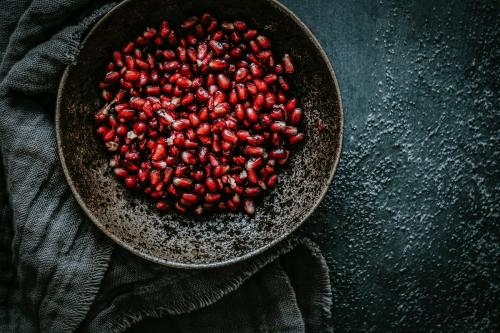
[283,0,499,331]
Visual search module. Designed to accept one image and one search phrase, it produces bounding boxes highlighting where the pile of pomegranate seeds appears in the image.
[95,13,304,216]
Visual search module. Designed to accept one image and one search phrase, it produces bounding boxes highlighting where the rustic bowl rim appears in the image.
[56,0,344,269]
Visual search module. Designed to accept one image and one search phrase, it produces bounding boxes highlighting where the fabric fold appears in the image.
[0,1,333,332]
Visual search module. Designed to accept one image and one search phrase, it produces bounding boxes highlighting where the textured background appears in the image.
[285,0,500,331]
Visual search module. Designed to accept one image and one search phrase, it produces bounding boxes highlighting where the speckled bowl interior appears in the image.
[56,0,343,268]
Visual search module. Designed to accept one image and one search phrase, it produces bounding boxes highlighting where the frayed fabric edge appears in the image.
[87,237,304,333]
[88,237,334,333]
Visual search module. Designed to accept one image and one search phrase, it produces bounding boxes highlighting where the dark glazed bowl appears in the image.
[56,0,343,268]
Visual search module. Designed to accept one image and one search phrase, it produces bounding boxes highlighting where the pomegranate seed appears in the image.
[217,74,231,89]
[222,129,238,143]
[156,200,171,211]
[243,29,257,40]
[269,148,287,159]
[282,54,295,74]
[245,157,263,170]
[181,151,197,164]
[270,121,286,132]
[256,35,271,49]
[124,175,136,189]
[290,108,303,124]
[173,177,193,188]
[105,71,120,82]
[235,67,248,82]
[96,13,304,215]
[209,40,225,55]
[289,133,304,145]
[182,16,199,29]
[209,59,227,70]
[204,193,221,203]
[243,146,264,156]
[243,199,255,215]
[245,108,258,123]
[171,118,191,130]
[151,143,166,160]
[149,170,161,186]
[233,20,247,31]
[124,70,139,81]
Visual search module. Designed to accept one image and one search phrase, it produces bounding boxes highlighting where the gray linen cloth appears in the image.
[0,0,333,332]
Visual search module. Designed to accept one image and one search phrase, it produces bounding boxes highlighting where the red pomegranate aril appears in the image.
[175,201,187,213]
[269,148,287,159]
[204,193,221,203]
[245,108,258,123]
[180,93,194,106]
[156,200,170,211]
[182,16,199,29]
[254,79,267,93]
[266,174,278,187]
[114,167,128,178]
[197,42,208,59]
[216,74,231,89]
[133,122,146,135]
[289,133,304,145]
[205,178,217,192]
[113,51,123,66]
[184,139,198,149]
[282,54,295,74]
[124,175,137,189]
[235,67,248,82]
[246,82,258,95]
[150,170,161,186]
[229,89,239,105]
[253,93,265,110]
[236,84,248,100]
[283,126,298,136]
[214,90,226,105]
[245,157,263,170]
[196,87,210,101]
[233,20,247,31]
[173,177,193,189]
[181,151,197,165]
[236,130,250,141]
[209,59,227,70]
[137,169,149,183]
[243,146,264,157]
[209,40,224,55]
[222,129,238,143]
[163,167,174,183]
[97,14,304,215]
[290,108,303,124]
[171,118,191,130]
[278,76,290,91]
[151,143,167,160]
[124,70,139,81]
[176,77,192,88]
[270,121,286,132]
[247,169,258,183]
[244,187,261,197]
[103,129,116,142]
[247,135,265,146]
[181,192,198,203]
[105,71,120,82]
[263,73,277,84]
[125,57,136,69]
[151,160,167,169]
[243,29,257,40]
[256,35,271,49]
[229,47,242,58]
[214,102,230,116]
